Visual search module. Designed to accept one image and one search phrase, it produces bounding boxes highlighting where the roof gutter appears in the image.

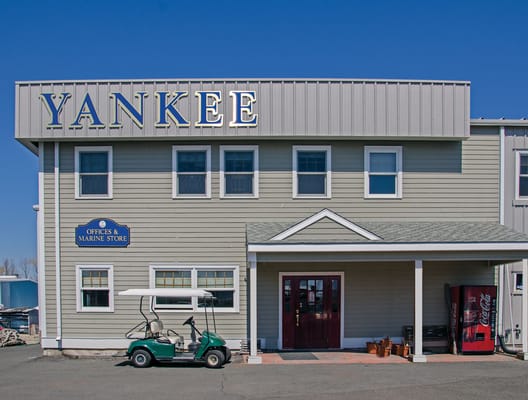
[471,119,528,127]
[248,242,528,253]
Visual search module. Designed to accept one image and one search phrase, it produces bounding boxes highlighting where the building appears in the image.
[471,120,528,348]
[0,276,38,309]
[0,276,39,334]
[15,78,528,363]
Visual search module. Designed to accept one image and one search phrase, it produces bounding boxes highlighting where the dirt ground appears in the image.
[17,334,40,345]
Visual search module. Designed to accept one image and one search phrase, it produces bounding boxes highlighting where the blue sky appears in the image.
[1,0,527,261]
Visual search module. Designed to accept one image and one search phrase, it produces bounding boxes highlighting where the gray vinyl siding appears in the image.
[17,79,469,141]
[257,261,494,348]
[41,132,498,341]
[501,126,528,344]
[504,127,528,231]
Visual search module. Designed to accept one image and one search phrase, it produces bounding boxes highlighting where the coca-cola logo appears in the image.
[479,293,491,326]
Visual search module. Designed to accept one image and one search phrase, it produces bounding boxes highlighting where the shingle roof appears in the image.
[247,220,528,244]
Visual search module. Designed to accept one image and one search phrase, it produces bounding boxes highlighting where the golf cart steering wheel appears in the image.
[183,316,194,326]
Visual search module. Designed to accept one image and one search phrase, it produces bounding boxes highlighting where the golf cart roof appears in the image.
[118,288,213,298]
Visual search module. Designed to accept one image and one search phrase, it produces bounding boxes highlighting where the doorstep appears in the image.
[243,352,517,365]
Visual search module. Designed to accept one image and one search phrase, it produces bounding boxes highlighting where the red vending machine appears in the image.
[449,285,497,354]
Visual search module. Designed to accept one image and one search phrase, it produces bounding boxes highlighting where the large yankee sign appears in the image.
[40,90,258,129]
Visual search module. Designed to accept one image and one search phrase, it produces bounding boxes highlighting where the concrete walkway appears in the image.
[248,351,517,365]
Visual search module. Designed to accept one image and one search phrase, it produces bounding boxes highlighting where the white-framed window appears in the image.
[364,146,402,199]
[76,265,114,312]
[172,145,211,198]
[515,151,528,200]
[513,272,524,293]
[150,265,239,312]
[74,146,113,199]
[220,145,259,198]
[292,145,331,198]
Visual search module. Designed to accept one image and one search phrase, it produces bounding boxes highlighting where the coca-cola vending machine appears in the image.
[449,285,497,354]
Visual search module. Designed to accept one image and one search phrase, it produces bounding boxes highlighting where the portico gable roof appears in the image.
[246,210,528,262]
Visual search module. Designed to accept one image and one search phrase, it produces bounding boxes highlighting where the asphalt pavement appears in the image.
[1,344,528,400]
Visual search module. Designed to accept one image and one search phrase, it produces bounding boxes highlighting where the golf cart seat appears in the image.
[149,319,184,345]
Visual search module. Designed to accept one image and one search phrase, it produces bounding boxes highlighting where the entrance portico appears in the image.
[246,209,528,364]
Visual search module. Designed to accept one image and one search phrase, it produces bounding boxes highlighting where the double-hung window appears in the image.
[516,151,528,199]
[154,270,193,308]
[364,146,402,198]
[75,146,113,199]
[172,145,211,198]
[220,145,259,198]
[76,265,114,312]
[197,270,235,309]
[150,266,239,312]
[293,146,331,198]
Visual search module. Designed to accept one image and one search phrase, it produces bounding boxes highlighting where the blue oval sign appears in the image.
[75,218,130,248]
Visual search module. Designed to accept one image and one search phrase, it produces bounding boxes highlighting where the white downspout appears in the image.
[519,259,528,360]
[54,142,62,348]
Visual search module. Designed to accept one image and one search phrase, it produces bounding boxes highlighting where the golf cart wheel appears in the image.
[205,349,225,368]
[131,349,152,368]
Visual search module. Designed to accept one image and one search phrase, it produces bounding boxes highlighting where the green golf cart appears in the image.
[119,288,231,368]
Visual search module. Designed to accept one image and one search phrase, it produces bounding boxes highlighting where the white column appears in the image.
[411,260,427,362]
[247,252,262,364]
[518,259,528,360]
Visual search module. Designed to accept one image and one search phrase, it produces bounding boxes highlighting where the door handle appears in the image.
[296,309,300,327]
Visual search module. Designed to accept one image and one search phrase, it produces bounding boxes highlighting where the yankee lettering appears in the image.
[40,90,258,129]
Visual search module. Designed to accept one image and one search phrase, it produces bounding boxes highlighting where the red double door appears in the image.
[282,275,341,349]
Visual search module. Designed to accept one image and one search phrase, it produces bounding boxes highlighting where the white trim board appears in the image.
[41,337,243,350]
[250,242,528,253]
[271,209,380,241]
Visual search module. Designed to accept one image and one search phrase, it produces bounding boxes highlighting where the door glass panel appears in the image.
[315,279,324,313]
[299,280,307,313]
[305,279,324,314]
[284,279,291,312]
[331,279,339,312]
[307,280,315,306]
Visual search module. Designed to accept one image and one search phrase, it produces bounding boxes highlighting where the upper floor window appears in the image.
[76,265,114,312]
[516,151,528,200]
[75,146,113,199]
[172,145,211,198]
[220,145,259,198]
[293,146,331,198]
[364,146,402,199]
